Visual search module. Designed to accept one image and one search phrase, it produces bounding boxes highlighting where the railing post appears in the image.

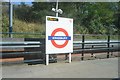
[107,35,110,58]
[91,45,94,57]
[81,35,84,60]
[111,45,114,56]
[65,54,68,60]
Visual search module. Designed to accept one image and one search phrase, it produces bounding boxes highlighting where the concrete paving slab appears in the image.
[1,57,119,78]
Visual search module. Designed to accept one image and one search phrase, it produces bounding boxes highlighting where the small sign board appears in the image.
[46,16,73,54]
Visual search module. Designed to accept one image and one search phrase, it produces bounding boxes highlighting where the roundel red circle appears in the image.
[51,28,69,48]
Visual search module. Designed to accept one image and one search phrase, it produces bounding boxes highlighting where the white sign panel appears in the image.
[46,16,73,54]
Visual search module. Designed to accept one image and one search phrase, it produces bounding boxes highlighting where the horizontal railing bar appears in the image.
[1,45,40,48]
[73,47,119,52]
[1,47,119,56]
[73,34,119,36]
[73,40,119,42]
[0,41,42,45]
[1,41,119,45]
[73,42,120,44]
[0,51,42,55]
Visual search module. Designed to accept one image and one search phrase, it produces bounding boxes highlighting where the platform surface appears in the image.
[1,57,119,78]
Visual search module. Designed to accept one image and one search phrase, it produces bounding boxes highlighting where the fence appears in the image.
[0,33,120,64]
[73,34,119,60]
[1,32,45,38]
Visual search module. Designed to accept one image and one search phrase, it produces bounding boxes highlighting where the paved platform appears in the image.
[1,57,119,78]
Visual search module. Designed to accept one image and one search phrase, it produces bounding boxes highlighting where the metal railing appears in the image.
[73,34,119,60]
[1,32,45,38]
[0,34,120,64]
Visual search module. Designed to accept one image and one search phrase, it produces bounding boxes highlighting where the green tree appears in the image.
[14,2,31,22]
[3,2,118,35]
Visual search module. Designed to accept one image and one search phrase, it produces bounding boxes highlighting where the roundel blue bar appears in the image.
[48,36,71,40]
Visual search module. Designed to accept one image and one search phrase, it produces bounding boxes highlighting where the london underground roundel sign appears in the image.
[48,28,71,48]
[46,16,73,54]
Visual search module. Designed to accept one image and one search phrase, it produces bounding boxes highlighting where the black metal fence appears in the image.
[0,34,120,64]
[73,34,119,60]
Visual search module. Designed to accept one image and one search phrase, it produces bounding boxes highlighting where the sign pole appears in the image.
[69,53,71,63]
[56,0,58,17]
[46,54,49,65]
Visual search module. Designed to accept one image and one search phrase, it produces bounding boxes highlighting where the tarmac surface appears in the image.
[1,57,119,78]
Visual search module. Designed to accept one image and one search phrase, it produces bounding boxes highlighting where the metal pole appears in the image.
[69,53,71,63]
[46,54,49,65]
[91,45,94,57]
[81,35,85,60]
[107,35,110,58]
[56,0,58,17]
[9,0,13,38]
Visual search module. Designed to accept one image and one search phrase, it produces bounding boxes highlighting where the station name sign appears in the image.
[46,16,73,54]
